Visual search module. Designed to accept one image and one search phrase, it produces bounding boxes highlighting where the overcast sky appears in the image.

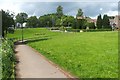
[0,0,119,19]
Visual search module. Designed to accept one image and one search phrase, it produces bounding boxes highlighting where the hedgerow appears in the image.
[1,39,15,79]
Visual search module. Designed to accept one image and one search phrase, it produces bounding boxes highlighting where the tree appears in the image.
[39,14,53,27]
[1,10,15,38]
[88,22,96,29]
[76,8,83,17]
[96,14,102,29]
[102,14,111,29]
[16,12,28,24]
[76,19,86,29]
[27,16,39,28]
[62,15,75,27]
[56,5,63,18]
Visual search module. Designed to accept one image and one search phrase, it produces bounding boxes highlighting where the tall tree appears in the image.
[1,10,15,38]
[76,19,86,29]
[16,12,28,24]
[56,5,63,18]
[102,14,111,29]
[96,14,102,29]
[76,8,83,17]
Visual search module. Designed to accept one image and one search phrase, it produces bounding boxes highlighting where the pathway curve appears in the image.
[15,44,74,79]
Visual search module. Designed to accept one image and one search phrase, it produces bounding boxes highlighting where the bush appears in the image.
[66,28,80,32]
[8,27,14,34]
[50,27,59,30]
[86,29,112,32]
[1,39,15,79]
[67,28,112,32]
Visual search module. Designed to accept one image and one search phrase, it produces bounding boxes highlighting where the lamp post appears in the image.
[21,14,24,42]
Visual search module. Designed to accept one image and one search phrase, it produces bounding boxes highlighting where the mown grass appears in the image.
[7,28,118,78]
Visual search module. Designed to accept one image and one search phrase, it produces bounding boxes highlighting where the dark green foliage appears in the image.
[1,10,15,38]
[102,14,111,29]
[1,39,15,79]
[39,14,57,27]
[86,29,112,32]
[96,14,102,29]
[26,16,39,28]
[62,15,75,27]
[15,12,28,24]
[76,19,87,29]
[56,5,63,18]
[88,22,96,29]
[76,8,83,17]
[8,27,14,34]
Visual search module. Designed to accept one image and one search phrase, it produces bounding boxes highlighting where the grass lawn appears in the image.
[7,28,118,78]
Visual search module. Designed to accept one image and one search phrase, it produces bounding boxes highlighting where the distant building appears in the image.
[16,22,27,28]
[109,15,120,29]
[76,16,97,27]
[76,16,85,19]
[86,17,97,26]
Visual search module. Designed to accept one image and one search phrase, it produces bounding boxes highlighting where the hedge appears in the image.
[66,28,112,32]
[1,39,15,79]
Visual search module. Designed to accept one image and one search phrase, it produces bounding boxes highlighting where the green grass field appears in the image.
[7,28,118,78]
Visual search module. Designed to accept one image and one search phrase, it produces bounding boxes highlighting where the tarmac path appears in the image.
[15,44,74,79]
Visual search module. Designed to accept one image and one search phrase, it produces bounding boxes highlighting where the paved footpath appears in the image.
[15,44,74,79]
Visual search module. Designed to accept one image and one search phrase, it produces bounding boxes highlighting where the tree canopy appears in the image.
[102,14,111,29]
[16,12,28,24]
[76,8,83,17]
[96,14,102,29]
[56,5,63,18]
[27,16,39,28]
[1,10,15,37]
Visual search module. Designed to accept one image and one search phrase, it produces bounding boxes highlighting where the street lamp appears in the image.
[21,14,24,43]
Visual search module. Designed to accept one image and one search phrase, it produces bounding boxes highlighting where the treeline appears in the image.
[1,5,112,37]
[19,6,110,30]
[97,14,111,29]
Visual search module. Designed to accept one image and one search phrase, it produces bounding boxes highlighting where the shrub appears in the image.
[8,27,14,34]
[66,28,80,32]
[1,39,15,79]
[86,29,112,32]
[67,28,112,32]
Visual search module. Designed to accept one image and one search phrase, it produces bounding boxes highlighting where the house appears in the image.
[77,16,97,25]
[86,17,97,26]
[16,22,27,28]
[109,15,120,29]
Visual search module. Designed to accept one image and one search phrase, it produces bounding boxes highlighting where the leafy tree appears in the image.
[62,15,75,27]
[88,22,96,29]
[72,19,77,29]
[96,14,102,29]
[1,10,15,38]
[27,16,39,28]
[76,19,86,29]
[16,12,28,24]
[76,8,83,17]
[56,5,63,18]
[75,8,86,29]
[102,14,111,29]
[55,19,61,27]
[39,14,52,27]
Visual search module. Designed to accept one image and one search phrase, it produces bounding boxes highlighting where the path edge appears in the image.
[26,44,78,80]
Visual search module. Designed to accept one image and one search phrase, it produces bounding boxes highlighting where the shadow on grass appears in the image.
[14,37,51,45]
[26,37,50,44]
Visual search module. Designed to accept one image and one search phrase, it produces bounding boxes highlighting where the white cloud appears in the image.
[0,0,119,18]
[104,11,118,16]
